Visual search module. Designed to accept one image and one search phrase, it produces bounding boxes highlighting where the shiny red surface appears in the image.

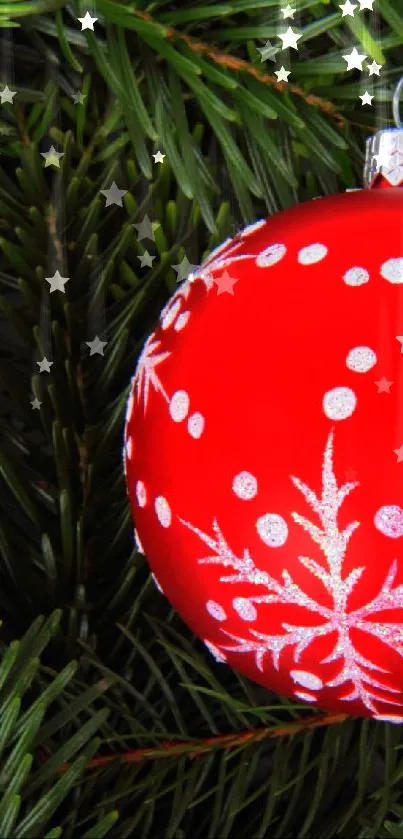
[125,187,403,720]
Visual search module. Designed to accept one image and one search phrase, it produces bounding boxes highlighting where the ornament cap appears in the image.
[364,128,403,189]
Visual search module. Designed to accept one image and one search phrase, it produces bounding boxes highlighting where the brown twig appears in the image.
[46,208,64,267]
[135,10,345,128]
[56,711,348,775]
[14,104,32,150]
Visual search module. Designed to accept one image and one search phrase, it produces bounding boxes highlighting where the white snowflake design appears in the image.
[159,241,228,326]
[135,223,270,415]
[134,335,170,413]
[174,221,268,297]
[133,332,205,438]
[190,234,257,287]
[178,431,403,716]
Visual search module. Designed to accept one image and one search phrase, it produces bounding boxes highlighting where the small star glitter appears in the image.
[30,397,42,410]
[339,0,357,15]
[0,85,16,104]
[367,60,382,76]
[172,255,199,283]
[138,250,156,268]
[86,336,108,356]
[41,146,64,168]
[153,151,165,163]
[277,26,302,51]
[359,91,374,106]
[396,336,403,353]
[213,270,239,296]
[375,377,393,393]
[45,270,70,293]
[133,214,157,242]
[77,11,98,30]
[281,4,296,18]
[100,182,127,207]
[256,40,280,62]
[275,66,291,82]
[394,445,403,463]
[342,47,367,71]
[72,91,86,104]
[358,0,375,9]
[37,357,53,373]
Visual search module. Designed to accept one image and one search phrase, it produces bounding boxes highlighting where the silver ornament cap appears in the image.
[364,128,403,188]
[363,77,403,188]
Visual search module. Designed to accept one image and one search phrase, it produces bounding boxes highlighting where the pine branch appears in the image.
[56,710,348,775]
[0,612,118,837]
[2,3,403,836]
[133,8,346,128]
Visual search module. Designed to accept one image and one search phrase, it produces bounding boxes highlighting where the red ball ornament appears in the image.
[124,128,403,722]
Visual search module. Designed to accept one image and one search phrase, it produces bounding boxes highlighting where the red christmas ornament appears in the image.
[124,125,403,722]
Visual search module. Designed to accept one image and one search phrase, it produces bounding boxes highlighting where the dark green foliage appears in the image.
[0,0,403,835]
[0,611,118,837]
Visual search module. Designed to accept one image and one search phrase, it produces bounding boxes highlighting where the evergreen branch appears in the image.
[2,4,402,835]
[0,613,117,836]
[56,711,348,774]
[134,9,346,128]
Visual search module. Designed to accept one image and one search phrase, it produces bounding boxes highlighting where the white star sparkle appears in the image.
[342,47,367,71]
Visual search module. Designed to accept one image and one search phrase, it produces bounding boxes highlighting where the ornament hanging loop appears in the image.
[392,76,403,129]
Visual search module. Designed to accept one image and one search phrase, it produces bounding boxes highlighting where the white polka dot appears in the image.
[294,691,318,702]
[161,299,181,330]
[256,513,288,547]
[373,715,403,723]
[204,640,227,662]
[136,480,147,508]
[174,311,190,331]
[240,219,265,237]
[374,505,403,538]
[151,571,163,593]
[346,346,377,373]
[134,528,145,554]
[380,257,403,284]
[232,471,258,500]
[290,670,323,690]
[155,496,171,527]
[343,266,370,286]
[187,412,205,439]
[233,598,257,621]
[323,387,356,420]
[256,243,286,267]
[126,437,133,460]
[169,390,190,422]
[297,243,328,265]
[206,600,227,621]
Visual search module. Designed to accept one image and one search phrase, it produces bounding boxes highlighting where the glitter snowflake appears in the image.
[134,335,170,413]
[138,228,266,413]
[193,236,254,283]
[178,431,403,716]
[182,227,268,293]
[160,223,270,331]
